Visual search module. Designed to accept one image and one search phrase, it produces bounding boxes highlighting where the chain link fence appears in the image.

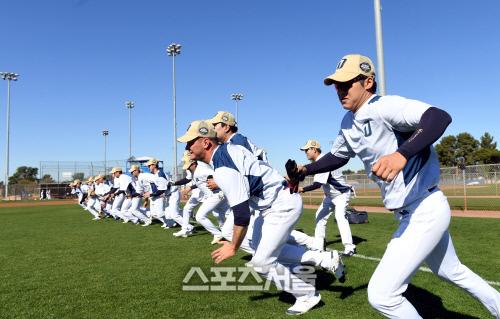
[2,163,499,210]
[301,164,500,211]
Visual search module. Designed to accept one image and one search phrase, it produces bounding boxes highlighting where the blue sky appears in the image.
[1,0,499,180]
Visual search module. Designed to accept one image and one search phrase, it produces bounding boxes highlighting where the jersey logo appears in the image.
[337,58,347,69]
[363,120,372,137]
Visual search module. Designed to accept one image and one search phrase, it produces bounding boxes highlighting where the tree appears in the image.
[8,166,38,185]
[480,132,497,150]
[435,135,457,167]
[474,149,500,164]
[342,169,354,175]
[356,169,366,174]
[72,172,85,181]
[455,133,479,165]
[40,174,55,183]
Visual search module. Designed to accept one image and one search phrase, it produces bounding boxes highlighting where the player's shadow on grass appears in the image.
[404,284,481,319]
[249,270,363,306]
[327,235,367,247]
[316,271,368,299]
[249,291,327,310]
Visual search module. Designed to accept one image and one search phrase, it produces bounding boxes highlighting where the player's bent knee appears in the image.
[367,281,399,311]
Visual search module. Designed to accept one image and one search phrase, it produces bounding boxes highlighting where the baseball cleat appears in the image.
[173,229,193,238]
[342,246,357,257]
[211,235,223,245]
[286,292,321,315]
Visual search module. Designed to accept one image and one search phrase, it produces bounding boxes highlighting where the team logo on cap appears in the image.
[199,127,209,135]
[222,115,229,121]
[311,141,316,146]
[337,58,347,69]
[360,62,371,73]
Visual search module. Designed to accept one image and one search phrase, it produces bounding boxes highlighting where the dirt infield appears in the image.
[304,205,500,219]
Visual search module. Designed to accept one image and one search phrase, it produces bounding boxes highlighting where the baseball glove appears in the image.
[285,159,305,194]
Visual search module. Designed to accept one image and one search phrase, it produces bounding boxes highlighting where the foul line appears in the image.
[352,254,500,287]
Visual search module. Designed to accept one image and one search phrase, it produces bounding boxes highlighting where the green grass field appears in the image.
[0,205,499,318]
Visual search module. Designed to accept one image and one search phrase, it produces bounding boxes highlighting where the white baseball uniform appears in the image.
[85,183,101,219]
[123,173,150,224]
[192,161,229,237]
[179,169,199,232]
[94,182,112,215]
[110,173,131,220]
[212,143,316,300]
[329,94,500,318]
[80,184,89,209]
[142,171,169,226]
[309,153,355,251]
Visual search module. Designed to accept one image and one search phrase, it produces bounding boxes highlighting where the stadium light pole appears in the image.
[373,0,386,95]
[231,93,243,125]
[1,72,19,200]
[125,101,135,159]
[167,43,181,179]
[102,130,109,176]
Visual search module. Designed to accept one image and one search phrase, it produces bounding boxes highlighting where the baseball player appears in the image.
[286,54,500,318]
[298,139,356,256]
[103,167,130,220]
[209,111,268,162]
[77,179,89,209]
[93,175,113,217]
[142,159,170,228]
[163,171,183,229]
[179,120,344,315]
[123,165,151,225]
[172,152,198,237]
[85,176,102,220]
[189,158,229,245]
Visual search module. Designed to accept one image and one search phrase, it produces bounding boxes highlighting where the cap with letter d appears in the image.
[300,140,321,151]
[209,111,237,127]
[324,54,375,85]
[177,120,217,143]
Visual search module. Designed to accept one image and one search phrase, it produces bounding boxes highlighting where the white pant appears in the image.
[222,211,331,270]
[111,193,125,219]
[86,197,101,218]
[121,197,139,222]
[195,195,229,237]
[150,196,168,225]
[367,190,500,318]
[314,192,353,247]
[248,188,316,299]
[126,197,149,222]
[181,191,200,232]
[165,190,183,226]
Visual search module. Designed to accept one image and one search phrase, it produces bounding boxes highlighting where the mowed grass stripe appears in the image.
[0,205,498,318]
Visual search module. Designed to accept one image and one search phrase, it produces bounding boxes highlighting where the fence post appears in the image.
[462,169,467,212]
[495,171,498,196]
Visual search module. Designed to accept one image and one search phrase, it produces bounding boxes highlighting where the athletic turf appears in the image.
[0,205,498,318]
